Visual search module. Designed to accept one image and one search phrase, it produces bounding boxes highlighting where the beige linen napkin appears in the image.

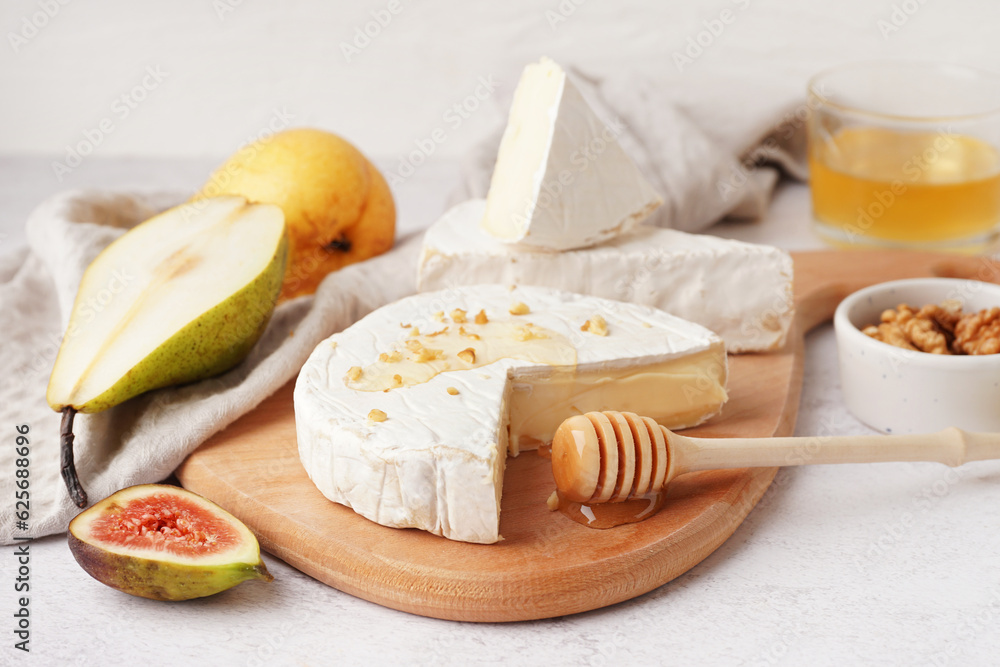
[450,65,810,232]
[0,190,418,543]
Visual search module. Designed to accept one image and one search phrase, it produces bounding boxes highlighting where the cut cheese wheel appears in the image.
[295,285,727,544]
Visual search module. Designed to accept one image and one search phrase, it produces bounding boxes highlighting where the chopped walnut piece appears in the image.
[457,347,476,363]
[379,350,403,363]
[391,374,403,388]
[475,309,489,324]
[872,303,949,353]
[920,301,962,334]
[955,307,1000,355]
[902,317,949,354]
[880,304,916,325]
[451,308,468,323]
[405,339,423,353]
[581,315,609,336]
[346,366,363,381]
[432,311,445,322]
[459,326,481,340]
[509,302,530,315]
[414,347,444,363]
[426,327,450,337]
[446,387,460,396]
[546,491,559,511]
[408,327,421,337]
[367,409,387,423]
[865,322,918,350]
[515,324,547,341]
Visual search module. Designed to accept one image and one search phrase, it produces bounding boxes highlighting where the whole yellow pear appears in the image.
[199,128,396,300]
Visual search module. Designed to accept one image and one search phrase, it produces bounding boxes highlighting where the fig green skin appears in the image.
[49,228,289,414]
[67,532,273,601]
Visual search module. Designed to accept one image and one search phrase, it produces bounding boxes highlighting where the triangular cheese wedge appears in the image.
[481,57,663,251]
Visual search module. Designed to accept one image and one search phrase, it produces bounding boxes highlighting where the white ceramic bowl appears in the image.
[834,277,1000,434]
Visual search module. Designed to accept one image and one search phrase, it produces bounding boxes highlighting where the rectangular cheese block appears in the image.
[418,199,795,353]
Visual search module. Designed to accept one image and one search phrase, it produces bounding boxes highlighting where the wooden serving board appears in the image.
[176,250,999,622]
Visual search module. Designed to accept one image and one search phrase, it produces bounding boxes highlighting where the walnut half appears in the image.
[954,306,1000,355]
[864,302,1000,355]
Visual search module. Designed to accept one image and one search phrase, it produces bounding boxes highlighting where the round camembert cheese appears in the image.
[295,285,727,544]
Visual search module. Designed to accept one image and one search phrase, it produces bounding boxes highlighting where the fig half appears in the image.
[68,484,273,601]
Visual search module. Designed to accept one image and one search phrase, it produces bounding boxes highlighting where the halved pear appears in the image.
[48,196,288,507]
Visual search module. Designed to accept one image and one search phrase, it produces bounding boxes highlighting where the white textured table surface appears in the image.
[2,156,999,667]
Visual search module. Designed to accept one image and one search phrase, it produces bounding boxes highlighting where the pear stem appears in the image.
[60,407,88,508]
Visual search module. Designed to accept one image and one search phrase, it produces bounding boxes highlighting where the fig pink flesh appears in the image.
[91,492,242,557]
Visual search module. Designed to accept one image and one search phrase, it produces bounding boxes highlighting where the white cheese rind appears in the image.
[481,57,662,251]
[420,199,795,353]
[295,285,725,544]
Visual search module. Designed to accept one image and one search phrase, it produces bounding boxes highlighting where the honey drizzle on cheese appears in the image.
[345,319,577,393]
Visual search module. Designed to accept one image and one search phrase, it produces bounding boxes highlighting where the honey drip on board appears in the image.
[553,490,666,529]
[540,445,668,528]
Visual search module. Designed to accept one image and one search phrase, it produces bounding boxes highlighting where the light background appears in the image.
[3,4,1000,665]
[2,0,999,162]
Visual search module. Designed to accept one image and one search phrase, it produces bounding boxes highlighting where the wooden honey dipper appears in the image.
[551,411,1000,504]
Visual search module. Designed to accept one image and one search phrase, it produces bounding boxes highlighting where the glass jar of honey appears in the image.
[808,62,1000,252]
